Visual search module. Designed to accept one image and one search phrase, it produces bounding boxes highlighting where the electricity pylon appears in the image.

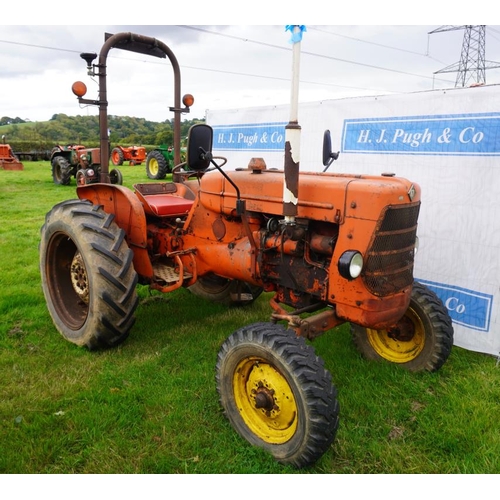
[429,25,500,87]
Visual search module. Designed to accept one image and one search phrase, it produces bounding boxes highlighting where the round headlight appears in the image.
[338,251,363,280]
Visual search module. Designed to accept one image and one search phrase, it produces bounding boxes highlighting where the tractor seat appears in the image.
[134,182,195,217]
[143,194,193,217]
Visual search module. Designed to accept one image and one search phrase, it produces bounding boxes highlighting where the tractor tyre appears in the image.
[189,274,263,306]
[51,156,73,186]
[216,322,340,468]
[75,169,87,186]
[111,148,124,166]
[351,281,454,372]
[110,168,123,185]
[145,150,169,180]
[39,199,139,350]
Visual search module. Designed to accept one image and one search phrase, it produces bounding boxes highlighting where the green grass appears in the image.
[1,161,500,474]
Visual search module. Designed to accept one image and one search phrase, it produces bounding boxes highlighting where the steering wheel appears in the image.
[171,162,199,181]
[172,156,228,180]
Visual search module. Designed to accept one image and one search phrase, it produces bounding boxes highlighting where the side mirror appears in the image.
[186,124,213,171]
[322,129,339,172]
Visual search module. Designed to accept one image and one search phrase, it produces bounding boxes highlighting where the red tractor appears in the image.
[110,145,146,166]
[39,32,453,468]
[50,143,123,186]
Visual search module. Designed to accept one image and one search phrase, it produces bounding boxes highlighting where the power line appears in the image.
[0,27,456,97]
[178,25,454,84]
[0,38,81,54]
[308,26,427,57]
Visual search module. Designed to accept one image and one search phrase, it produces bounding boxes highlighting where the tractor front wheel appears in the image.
[351,281,454,372]
[75,169,87,186]
[145,150,169,179]
[111,147,124,166]
[39,199,139,349]
[110,168,123,185]
[189,274,263,306]
[216,322,340,468]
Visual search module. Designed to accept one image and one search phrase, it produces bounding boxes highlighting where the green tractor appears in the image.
[145,145,185,180]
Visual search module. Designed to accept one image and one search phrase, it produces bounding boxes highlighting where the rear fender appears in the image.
[77,183,154,278]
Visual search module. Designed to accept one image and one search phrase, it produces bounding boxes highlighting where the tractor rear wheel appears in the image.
[189,274,263,306]
[111,147,124,166]
[351,281,454,372]
[39,199,139,350]
[51,156,72,185]
[216,322,340,468]
[145,150,169,179]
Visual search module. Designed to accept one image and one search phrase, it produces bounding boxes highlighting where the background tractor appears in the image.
[0,140,24,170]
[110,145,146,166]
[39,31,454,469]
[145,145,185,179]
[50,143,123,186]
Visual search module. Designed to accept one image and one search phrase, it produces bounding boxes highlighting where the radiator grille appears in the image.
[363,203,420,296]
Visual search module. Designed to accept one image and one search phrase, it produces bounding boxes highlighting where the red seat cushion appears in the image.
[144,195,193,216]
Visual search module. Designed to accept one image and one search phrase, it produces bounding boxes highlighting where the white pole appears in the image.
[283,25,305,225]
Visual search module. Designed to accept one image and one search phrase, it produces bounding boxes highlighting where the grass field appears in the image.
[1,160,499,475]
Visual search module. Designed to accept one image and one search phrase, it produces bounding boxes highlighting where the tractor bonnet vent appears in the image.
[363,203,420,296]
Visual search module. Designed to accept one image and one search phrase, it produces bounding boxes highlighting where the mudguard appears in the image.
[77,183,154,278]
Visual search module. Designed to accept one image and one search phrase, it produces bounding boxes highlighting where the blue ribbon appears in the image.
[285,25,306,43]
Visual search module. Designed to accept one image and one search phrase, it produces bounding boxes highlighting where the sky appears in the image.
[2,12,500,124]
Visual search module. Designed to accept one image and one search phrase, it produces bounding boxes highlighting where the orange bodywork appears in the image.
[77,183,153,278]
[111,146,146,166]
[77,165,421,333]
[0,144,24,170]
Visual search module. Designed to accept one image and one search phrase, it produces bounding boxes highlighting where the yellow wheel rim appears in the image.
[149,158,159,176]
[233,356,298,444]
[366,307,425,363]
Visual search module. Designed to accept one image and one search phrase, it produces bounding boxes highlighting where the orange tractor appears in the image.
[0,141,24,170]
[39,32,453,468]
[110,145,146,166]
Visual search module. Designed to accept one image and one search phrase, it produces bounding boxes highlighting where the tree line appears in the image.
[1,114,206,154]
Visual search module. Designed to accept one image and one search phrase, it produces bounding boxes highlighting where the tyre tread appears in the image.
[39,200,138,350]
[216,322,339,468]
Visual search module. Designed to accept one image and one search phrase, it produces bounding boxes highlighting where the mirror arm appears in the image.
[199,147,244,215]
[322,151,340,172]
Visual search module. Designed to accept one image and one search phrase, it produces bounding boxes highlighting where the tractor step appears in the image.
[153,263,192,284]
[230,292,255,302]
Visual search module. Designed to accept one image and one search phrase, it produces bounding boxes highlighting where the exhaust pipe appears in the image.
[282,25,305,226]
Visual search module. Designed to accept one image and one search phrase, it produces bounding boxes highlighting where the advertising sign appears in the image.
[207,85,500,357]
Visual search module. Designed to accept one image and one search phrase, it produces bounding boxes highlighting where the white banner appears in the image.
[207,84,500,357]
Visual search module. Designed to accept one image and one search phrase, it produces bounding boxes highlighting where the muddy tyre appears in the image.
[39,199,139,349]
[189,274,263,306]
[111,147,124,166]
[216,322,340,468]
[351,281,454,372]
[51,156,73,185]
[145,150,169,179]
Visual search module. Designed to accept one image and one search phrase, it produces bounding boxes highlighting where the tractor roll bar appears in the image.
[79,32,188,183]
